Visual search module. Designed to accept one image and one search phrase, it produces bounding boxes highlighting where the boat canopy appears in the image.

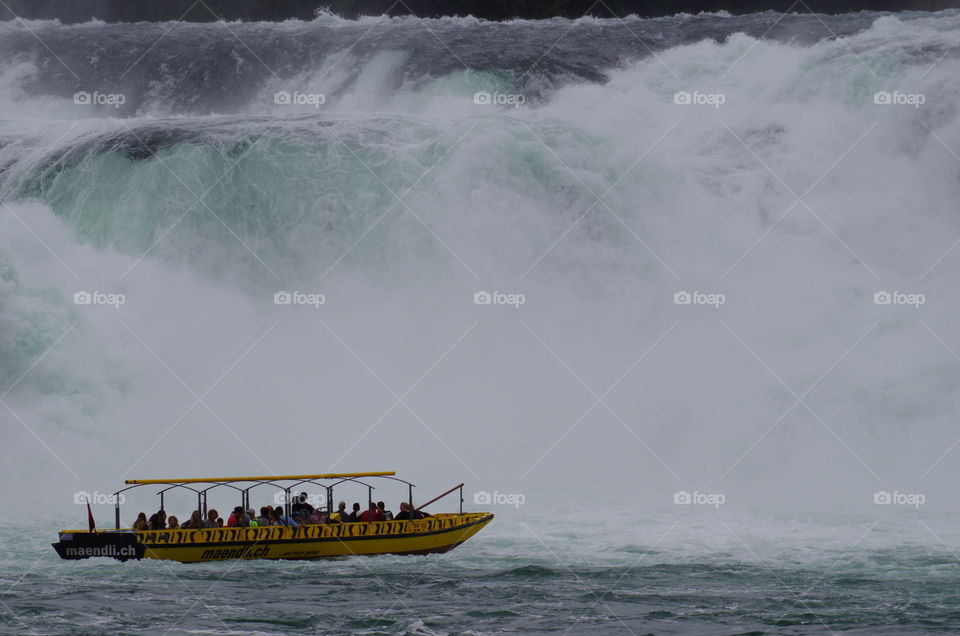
[107,471,439,530]
[125,471,397,485]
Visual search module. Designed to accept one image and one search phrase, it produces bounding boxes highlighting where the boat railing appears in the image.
[416,483,465,514]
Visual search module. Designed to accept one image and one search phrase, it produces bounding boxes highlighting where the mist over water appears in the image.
[2,9,960,634]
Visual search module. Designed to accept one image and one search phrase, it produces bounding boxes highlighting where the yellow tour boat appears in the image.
[53,471,494,563]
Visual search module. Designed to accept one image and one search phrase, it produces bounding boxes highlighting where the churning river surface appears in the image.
[7,510,960,635]
[4,8,960,635]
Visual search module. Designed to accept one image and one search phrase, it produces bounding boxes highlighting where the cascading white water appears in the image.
[2,11,960,521]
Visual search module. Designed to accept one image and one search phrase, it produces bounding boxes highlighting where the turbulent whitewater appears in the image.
[2,10,960,634]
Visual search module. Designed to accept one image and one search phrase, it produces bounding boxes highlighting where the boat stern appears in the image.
[52,530,146,561]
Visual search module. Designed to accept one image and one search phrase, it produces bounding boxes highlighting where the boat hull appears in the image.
[53,512,493,563]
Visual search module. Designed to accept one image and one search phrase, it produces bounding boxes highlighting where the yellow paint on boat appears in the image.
[57,513,494,563]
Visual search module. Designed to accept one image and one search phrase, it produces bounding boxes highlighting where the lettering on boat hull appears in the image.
[53,513,494,563]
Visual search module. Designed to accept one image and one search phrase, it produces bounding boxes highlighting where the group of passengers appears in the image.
[132,493,430,531]
[326,500,430,523]
[133,508,222,531]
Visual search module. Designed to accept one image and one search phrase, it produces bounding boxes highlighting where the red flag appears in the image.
[86,499,97,532]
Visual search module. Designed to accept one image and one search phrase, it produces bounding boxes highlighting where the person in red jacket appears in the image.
[226,506,244,527]
[358,502,385,522]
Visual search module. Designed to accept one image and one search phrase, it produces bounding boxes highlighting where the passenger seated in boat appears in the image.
[330,501,348,522]
[271,506,298,526]
[291,492,315,518]
[347,502,362,522]
[206,509,220,528]
[227,506,243,528]
[148,510,166,530]
[240,508,254,527]
[182,510,203,529]
[167,515,180,529]
[258,507,272,526]
[227,506,251,528]
[377,501,393,520]
[132,512,148,531]
[394,502,431,520]
[247,509,260,527]
[359,502,385,522]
